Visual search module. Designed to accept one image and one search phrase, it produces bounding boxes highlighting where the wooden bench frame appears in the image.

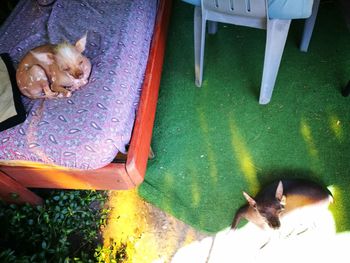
[0,0,172,204]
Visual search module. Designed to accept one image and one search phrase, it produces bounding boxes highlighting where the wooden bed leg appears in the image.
[148,146,155,160]
[0,171,43,205]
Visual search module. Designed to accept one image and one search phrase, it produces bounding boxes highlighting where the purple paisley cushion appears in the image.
[0,0,157,169]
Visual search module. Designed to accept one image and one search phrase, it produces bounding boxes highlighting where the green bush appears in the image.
[0,190,110,262]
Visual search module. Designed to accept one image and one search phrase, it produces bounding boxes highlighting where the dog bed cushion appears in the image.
[0,0,157,169]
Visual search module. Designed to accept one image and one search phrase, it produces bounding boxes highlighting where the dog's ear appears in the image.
[275,181,284,202]
[243,191,257,208]
[31,51,54,65]
[75,34,87,53]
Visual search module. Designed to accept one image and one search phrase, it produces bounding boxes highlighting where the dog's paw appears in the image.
[45,91,59,99]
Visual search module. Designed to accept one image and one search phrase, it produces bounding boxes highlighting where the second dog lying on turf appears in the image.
[231,179,333,230]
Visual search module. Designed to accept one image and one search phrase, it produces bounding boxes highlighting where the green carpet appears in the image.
[139,0,350,233]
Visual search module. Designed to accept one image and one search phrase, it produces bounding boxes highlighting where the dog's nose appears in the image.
[269,221,281,229]
[74,70,83,79]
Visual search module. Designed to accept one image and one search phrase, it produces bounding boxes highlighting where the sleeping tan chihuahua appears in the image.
[16,35,91,99]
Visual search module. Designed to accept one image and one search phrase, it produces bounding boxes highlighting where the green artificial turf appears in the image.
[138,0,350,233]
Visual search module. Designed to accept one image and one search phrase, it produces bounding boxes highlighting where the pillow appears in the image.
[0,53,26,131]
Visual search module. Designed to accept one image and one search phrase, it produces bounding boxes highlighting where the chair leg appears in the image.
[148,146,155,160]
[194,6,206,87]
[342,80,350,97]
[208,21,218,34]
[300,0,320,52]
[259,19,291,105]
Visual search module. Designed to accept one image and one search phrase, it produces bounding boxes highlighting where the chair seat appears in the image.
[182,0,314,19]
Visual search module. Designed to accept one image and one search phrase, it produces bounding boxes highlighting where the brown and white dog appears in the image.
[231,179,333,230]
[16,35,91,99]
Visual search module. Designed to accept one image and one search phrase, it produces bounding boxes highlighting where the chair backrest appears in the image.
[203,0,267,17]
[202,0,268,29]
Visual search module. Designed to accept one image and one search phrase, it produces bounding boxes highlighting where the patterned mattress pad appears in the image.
[0,0,157,169]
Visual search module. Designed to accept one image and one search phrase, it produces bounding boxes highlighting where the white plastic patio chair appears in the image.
[193,0,318,104]
[300,0,320,52]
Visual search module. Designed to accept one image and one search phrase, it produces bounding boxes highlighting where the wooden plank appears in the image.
[0,163,134,190]
[0,170,43,204]
[126,0,172,184]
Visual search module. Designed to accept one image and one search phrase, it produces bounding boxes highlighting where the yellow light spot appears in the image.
[159,172,176,215]
[327,185,347,232]
[163,172,175,189]
[183,229,197,246]
[229,118,259,193]
[328,114,344,141]
[300,118,319,159]
[191,178,201,208]
[102,190,205,262]
[102,190,160,263]
[197,109,218,184]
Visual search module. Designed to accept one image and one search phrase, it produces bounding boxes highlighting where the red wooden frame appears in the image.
[0,0,172,204]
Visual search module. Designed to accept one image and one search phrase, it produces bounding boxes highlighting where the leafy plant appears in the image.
[94,240,128,263]
[0,190,110,262]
